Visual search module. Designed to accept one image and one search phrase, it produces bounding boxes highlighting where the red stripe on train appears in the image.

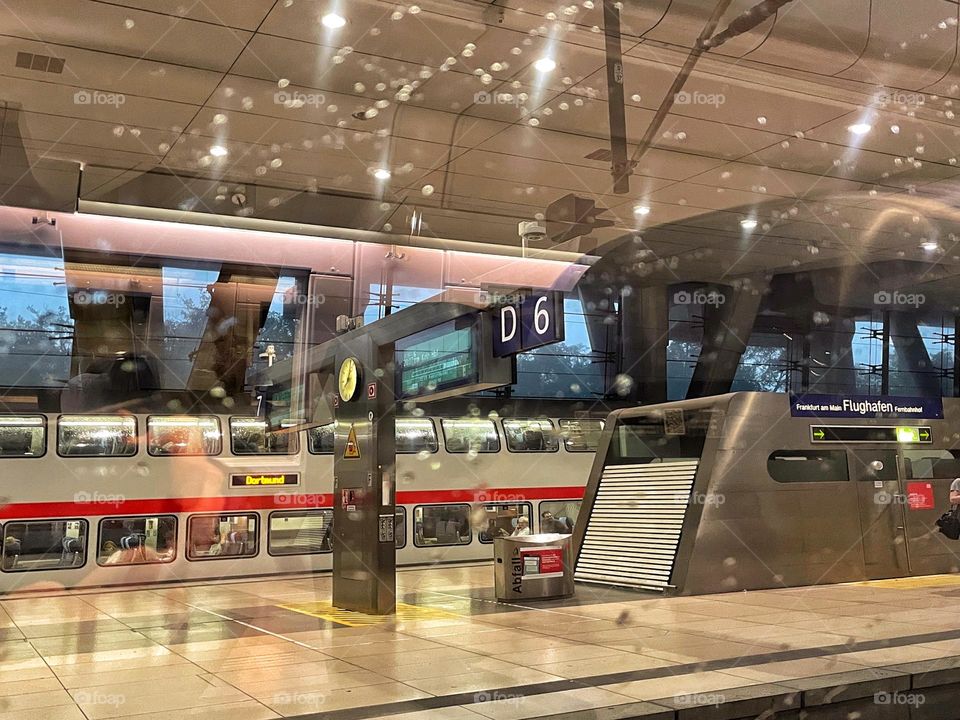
[0,486,585,519]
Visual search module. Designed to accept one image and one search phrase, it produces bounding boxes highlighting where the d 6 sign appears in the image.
[492,291,565,357]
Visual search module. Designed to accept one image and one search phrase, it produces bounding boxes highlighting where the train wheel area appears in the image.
[1,565,960,719]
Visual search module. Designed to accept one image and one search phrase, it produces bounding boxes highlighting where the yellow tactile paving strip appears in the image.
[849,574,960,589]
[279,600,464,626]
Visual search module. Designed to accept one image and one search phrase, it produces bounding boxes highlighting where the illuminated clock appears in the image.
[338,357,361,402]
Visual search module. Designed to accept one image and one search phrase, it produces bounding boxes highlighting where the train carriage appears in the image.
[0,413,601,592]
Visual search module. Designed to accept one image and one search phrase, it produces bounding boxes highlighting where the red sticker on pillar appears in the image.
[907,482,934,510]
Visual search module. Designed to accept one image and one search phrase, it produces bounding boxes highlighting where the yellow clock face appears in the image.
[338,357,360,402]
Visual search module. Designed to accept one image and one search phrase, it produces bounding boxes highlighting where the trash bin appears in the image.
[494,533,574,602]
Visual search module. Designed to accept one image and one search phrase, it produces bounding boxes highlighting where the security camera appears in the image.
[518,220,547,244]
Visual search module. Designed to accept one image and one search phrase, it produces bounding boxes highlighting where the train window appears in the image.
[440,418,500,453]
[307,423,335,454]
[849,450,898,482]
[268,510,332,555]
[608,411,719,465]
[478,503,532,542]
[58,416,137,457]
[413,505,471,547]
[395,507,406,549]
[397,418,438,454]
[97,516,177,566]
[904,450,960,479]
[539,501,580,533]
[0,416,45,457]
[767,451,850,483]
[147,416,221,456]
[2,520,87,572]
[186,514,258,560]
[230,418,298,455]
[502,419,559,453]
[558,419,604,452]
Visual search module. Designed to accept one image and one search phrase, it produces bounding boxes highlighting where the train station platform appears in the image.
[3,566,960,720]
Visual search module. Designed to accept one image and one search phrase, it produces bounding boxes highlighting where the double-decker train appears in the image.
[0,412,601,592]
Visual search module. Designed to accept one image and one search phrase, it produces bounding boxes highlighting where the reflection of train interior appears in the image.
[0,413,602,590]
[574,392,960,595]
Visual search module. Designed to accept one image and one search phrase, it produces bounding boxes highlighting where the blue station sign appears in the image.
[790,394,944,420]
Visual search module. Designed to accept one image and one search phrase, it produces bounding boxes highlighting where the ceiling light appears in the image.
[921,240,939,251]
[321,13,347,29]
[740,218,758,230]
[533,57,556,73]
[209,145,228,157]
[633,204,650,216]
[847,122,872,136]
[373,168,391,180]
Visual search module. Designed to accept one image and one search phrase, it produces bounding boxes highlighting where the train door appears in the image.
[850,449,910,579]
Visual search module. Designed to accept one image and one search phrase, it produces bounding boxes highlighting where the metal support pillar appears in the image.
[620,286,668,403]
[686,282,765,399]
[332,334,396,615]
[889,312,940,396]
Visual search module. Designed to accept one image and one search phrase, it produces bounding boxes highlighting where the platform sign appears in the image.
[791,394,943,419]
[492,290,564,357]
[810,425,932,443]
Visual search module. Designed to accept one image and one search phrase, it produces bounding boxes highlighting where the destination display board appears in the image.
[809,426,932,444]
[230,472,300,487]
[791,394,943,419]
[396,316,479,399]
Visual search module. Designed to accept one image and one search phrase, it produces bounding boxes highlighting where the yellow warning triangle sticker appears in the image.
[343,425,361,459]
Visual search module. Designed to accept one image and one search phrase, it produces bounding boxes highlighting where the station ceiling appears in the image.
[3,0,960,285]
